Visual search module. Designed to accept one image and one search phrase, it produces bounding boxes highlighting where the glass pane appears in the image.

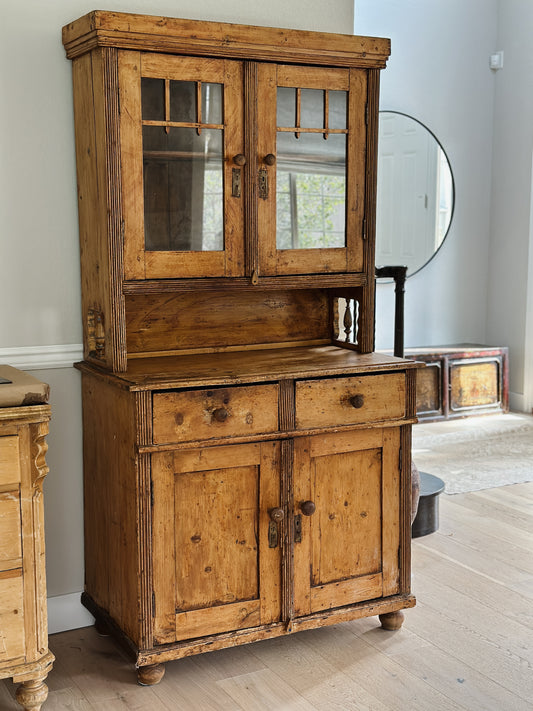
[141,78,165,121]
[143,126,224,251]
[170,81,196,123]
[277,87,296,127]
[202,83,223,125]
[276,132,346,249]
[329,91,347,130]
[300,88,324,129]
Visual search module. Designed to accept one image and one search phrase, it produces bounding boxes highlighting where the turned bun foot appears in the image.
[15,678,49,711]
[137,663,165,686]
[94,617,110,636]
[379,610,405,630]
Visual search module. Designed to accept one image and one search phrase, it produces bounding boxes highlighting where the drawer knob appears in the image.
[269,507,284,523]
[264,153,276,166]
[212,407,229,422]
[300,500,316,517]
[233,153,246,166]
[349,394,365,409]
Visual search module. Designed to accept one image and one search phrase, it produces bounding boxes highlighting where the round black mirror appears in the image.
[375,111,455,277]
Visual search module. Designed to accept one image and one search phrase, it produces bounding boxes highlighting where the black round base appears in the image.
[411,472,445,538]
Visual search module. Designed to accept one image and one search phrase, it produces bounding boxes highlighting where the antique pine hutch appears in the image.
[62,10,417,685]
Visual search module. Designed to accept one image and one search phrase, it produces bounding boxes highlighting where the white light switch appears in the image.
[490,51,504,70]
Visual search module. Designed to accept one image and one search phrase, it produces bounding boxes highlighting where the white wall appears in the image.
[355,1,498,356]
[487,0,533,411]
[0,0,354,633]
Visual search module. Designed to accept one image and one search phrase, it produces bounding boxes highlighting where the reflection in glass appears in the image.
[277,87,296,126]
[329,91,347,130]
[141,78,165,120]
[169,80,196,123]
[276,132,346,249]
[201,83,223,124]
[376,111,454,275]
[300,89,324,129]
[143,127,224,252]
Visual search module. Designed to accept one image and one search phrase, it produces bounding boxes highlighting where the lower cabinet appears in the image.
[151,428,402,647]
[79,358,416,685]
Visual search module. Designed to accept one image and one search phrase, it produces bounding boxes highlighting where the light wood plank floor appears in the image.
[2,482,532,710]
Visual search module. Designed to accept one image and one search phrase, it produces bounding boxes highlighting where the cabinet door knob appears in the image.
[269,507,284,523]
[233,153,246,166]
[212,407,229,422]
[300,500,316,516]
[264,153,276,166]
[349,394,365,409]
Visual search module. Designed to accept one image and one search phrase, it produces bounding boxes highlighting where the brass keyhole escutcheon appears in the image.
[300,500,316,516]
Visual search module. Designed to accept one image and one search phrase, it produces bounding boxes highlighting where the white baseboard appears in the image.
[509,391,531,414]
[47,592,94,635]
[0,344,83,371]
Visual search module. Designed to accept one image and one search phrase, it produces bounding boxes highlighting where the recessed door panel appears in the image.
[152,441,281,644]
[294,428,401,617]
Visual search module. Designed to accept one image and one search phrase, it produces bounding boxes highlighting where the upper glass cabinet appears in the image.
[120,55,368,280]
[275,87,347,251]
[258,65,367,277]
[120,54,244,280]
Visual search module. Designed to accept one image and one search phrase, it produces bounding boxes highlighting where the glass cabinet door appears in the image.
[257,65,367,276]
[120,54,245,279]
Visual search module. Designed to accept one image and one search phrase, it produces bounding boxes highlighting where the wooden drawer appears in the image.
[295,373,405,430]
[153,384,279,444]
[0,436,21,487]
[0,493,22,572]
[0,573,25,665]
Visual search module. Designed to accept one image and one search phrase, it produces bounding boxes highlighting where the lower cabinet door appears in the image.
[293,428,401,617]
[151,441,282,644]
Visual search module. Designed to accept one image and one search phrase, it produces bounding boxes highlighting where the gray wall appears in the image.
[487,0,533,412]
[357,0,497,351]
[358,0,533,411]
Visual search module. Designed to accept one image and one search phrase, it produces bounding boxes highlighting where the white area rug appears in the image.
[411,412,533,494]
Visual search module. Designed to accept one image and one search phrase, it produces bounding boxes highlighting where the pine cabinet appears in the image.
[0,369,54,711]
[63,10,417,685]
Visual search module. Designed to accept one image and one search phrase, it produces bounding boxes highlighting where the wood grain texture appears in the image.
[123,273,367,293]
[0,493,22,571]
[0,400,53,707]
[293,429,402,615]
[79,346,418,391]
[62,11,391,68]
[125,290,330,356]
[151,442,281,645]
[358,69,381,353]
[72,48,127,371]
[80,374,142,645]
[295,372,406,429]
[152,384,278,444]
